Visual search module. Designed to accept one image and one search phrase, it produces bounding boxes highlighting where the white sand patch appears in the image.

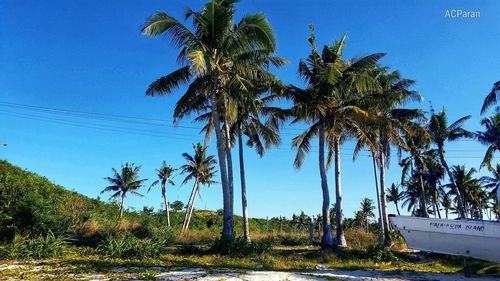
[154,268,500,281]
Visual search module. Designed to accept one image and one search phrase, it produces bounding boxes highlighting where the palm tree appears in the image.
[441,192,453,219]
[421,155,445,218]
[289,28,383,248]
[444,165,483,218]
[359,198,375,233]
[400,130,431,217]
[149,161,176,226]
[387,183,404,215]
[476,113,500,171]
[481,81,500,114]
[180,143,217,232]
[365,68,422,246]
[226,83,283,241]
[142,0,278,239]
[428,110,473,218]
[482,164,500,197]
[101,163,147,219]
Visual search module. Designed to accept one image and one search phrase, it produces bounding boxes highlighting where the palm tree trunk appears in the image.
[418,173,429,217]
[223,121,235,237]
[395,202,401,216]
[162,185,170,227]
[445,208,449,219]
[210,93,233,239]
[238,131,251,242]
[371,154,385,243]
[333,136,347,248]
[318,123,334,247]
[183,180,200,232]
[438,148,467,218]
[379,149,392,246]
[434,191,442,219]
[182,180,198,232]
[119,193,125,219]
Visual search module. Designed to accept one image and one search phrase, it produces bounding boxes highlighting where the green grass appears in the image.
[1,245,499,280]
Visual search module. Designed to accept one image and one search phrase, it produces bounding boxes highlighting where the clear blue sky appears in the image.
[1,0,498,219]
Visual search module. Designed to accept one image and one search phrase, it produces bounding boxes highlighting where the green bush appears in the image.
[0,232,68,260]
[209,237,272,257]
[176,242,208,255]
[365,244,400,262]
[97,228,174,259]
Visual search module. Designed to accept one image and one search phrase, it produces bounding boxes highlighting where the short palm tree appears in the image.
[359,198,375,233]
[428,110,473,218]
[476,113,500,171]
[180,143,217,232]
[441,191,453,219]
[481,81,500,114]
[444,165,482,218]
[149,161,176,226]
[101,163,147,218]
[387,183,404,215]
[142,0,278,239]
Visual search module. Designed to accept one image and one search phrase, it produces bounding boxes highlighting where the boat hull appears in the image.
[389,215,500,263]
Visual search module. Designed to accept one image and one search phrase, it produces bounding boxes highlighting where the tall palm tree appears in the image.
[288,29,383,248]
[428,110,473,218]
[481,81,500,115]
[364,68,422,246]
[476,113,500,171]
[180,143,217,232]
[101,163,147,219]
[149,161,176,226]
[387,183,404,215]
[142,0,278,239]
[231,89,281,242]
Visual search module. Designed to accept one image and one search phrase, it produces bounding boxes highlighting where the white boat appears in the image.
[389,215,500,263]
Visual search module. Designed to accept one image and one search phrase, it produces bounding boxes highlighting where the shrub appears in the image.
[209,237,272,257]
[366,244,400,262]
[176,242,208,255]
[0,232,68,260]
[97,227,175,259]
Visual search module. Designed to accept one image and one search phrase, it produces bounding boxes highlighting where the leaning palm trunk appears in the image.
[433,191,441,219]
[378,150,393,246]
[333,136,347,248]
[438,148,467,218]
[210,94,234,239]
[162,185,170,226]
[418,173,429,217]
[318,124,334,247]
[372,154,385,243]
[184,184,200,232]
[182,181,198,232]
[238,132,251,242]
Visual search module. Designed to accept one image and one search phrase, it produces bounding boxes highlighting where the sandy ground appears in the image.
[152,267,499,281]
[2,264,499,280]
